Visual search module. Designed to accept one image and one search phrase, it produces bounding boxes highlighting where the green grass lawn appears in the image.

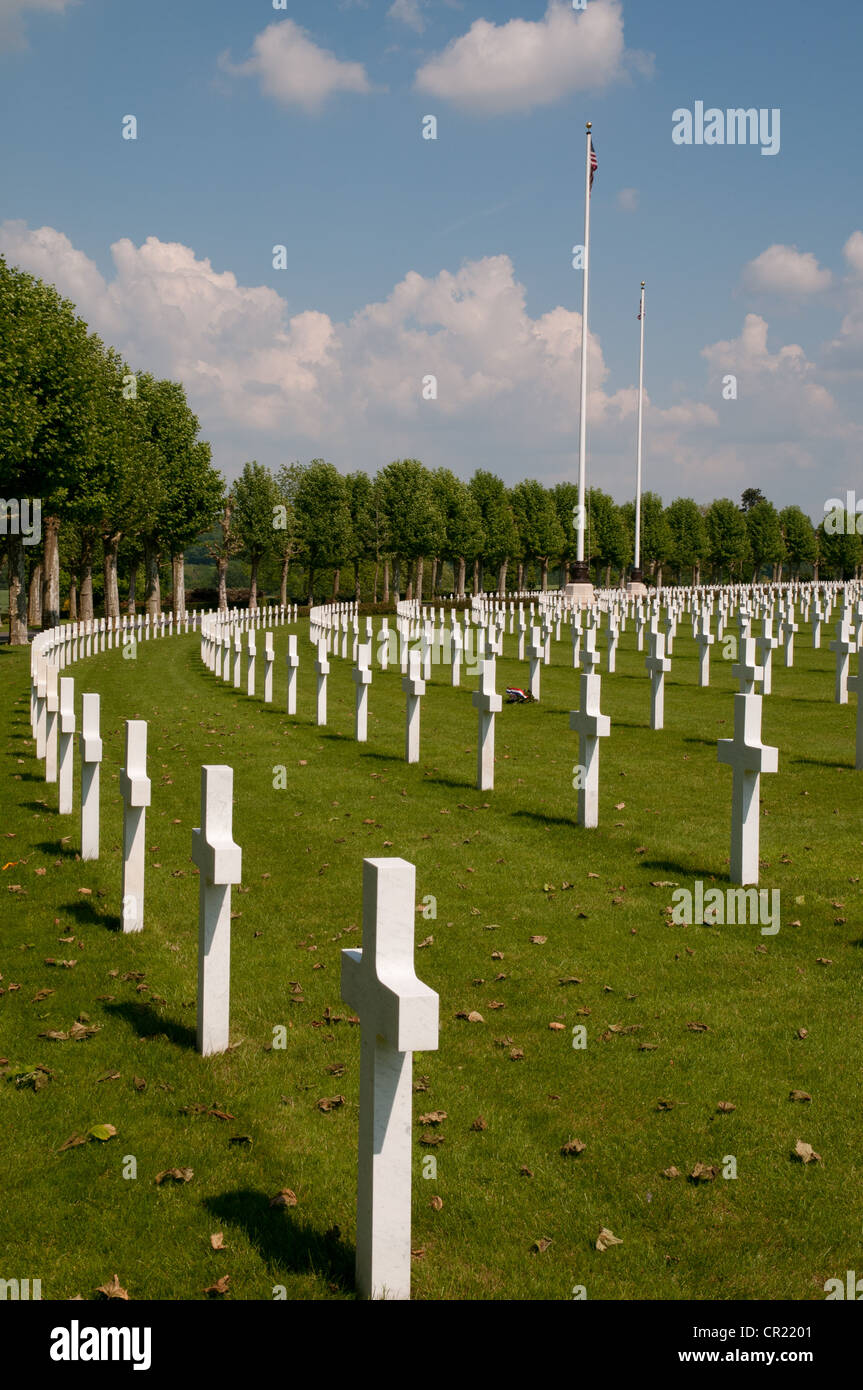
[1,610,860,1301]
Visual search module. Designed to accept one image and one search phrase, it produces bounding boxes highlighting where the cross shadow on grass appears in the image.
[512,808,579,830]
[642,856,719,880]
[35,839,80,858]
[102,999,197,1050]
[791,755,853,770]
[204,1189,355,1295]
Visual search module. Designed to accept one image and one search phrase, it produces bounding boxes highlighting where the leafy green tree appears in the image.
[706,497,748,581]
[206,491,241,611]
[431,468,484,598]
[551,482,580,583]
[665,497,707,585]
[232,461,279,610]
[294,460,352,604]
[817,515,862,579]
[376,459,444,601]
[586,488,630,586]
[274,462,304,606]
[468,470,518,594]
[639,491,672,585]
[740,487,767,513]
[129,375,215,617]
[0,256,94,640]
[345,471,377,601]
[779,505,817,578]
[745,499,785,581]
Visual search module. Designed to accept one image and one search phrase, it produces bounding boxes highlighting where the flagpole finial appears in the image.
[641,280,645,288]
[585,121,591,130]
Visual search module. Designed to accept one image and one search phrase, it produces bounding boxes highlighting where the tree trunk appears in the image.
[249,556,259,612]
[143,541,161,618]
[354,558,361,602]
[42,514,61,627]
[103,533,121,620]
[373,557,379,604]
[473,558,481,595]
[69,572,79,621]
[28,558,43,628]
[430,557,439,596]
[497,559,508,596]
[517,561,524,590]
[383,558,390,605]
[456,555,466,599]
[416,556,424,602]
[393,558,401,599]
[405,558,413,602]
[307,564,316,607]
[7,535,28,645]
[279,555,289,607]
[79,532,95,623]
[332,567,340,600]
[172,552,185,617]
[540,558,549,592]
[217,558,228,611]
[127,559,138,616]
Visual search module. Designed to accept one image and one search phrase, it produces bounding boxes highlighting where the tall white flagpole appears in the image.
[633,280,646,578]
[575,121,592,578]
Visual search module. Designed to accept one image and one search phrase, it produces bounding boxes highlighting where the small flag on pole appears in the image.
[589,138,598,192]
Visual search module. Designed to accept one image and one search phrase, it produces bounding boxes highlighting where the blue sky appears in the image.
[1,0,861,519]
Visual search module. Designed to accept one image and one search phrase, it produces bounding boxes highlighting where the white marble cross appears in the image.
[315,638,330,725]
[847,663,863,771]
[80,693,102,861]
[353,641,373,743]
[732,636,764,695]
[402,650,426,764]
[830,616,852,704]
[233,630,242,688]
[35,656,48,759]
[378,620,390,672]
[246,630,256,698]
[58,677,76,814]
[192,765,242,1056]
[695,614,715,687]
[45,664,59,783]
[264,632,274,703]
[718,693,778,884]
[606,616,619,674]
[780,610,798,667]
[473,656,502,791]
[812,604,822,650]
[755,616,778,695]
[341,858,439,1300]
[286,634,299,715]
[645,625,671,730]
[569,669,610,827]
[570,611,582,669]
[450,623,463,687]
[517,607,527,661]
[527,627,543,700]
[120,721,151,933]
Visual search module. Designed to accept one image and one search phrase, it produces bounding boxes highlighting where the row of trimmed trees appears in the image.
[219,460,860,607]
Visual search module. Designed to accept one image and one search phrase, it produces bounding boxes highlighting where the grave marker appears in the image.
[192,765,242,1056]
[341,858,439,1300]
[120,721,151,933]
[717,694,778,884]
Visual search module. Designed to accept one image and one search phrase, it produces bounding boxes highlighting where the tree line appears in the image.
[3,257,860,645]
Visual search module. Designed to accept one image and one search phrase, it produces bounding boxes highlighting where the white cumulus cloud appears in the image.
[741,243,832,296]
[388,0,426,34]
[0,0,76,52]
[220,19,374,114]
[414,0,642,115]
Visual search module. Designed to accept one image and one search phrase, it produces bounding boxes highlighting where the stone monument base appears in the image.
[626,581,648,596]
[563,582,595,607]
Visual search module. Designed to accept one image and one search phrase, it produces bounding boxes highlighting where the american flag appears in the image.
[589,137,598,192]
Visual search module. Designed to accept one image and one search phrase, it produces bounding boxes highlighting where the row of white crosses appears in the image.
[115,730,437,1299]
